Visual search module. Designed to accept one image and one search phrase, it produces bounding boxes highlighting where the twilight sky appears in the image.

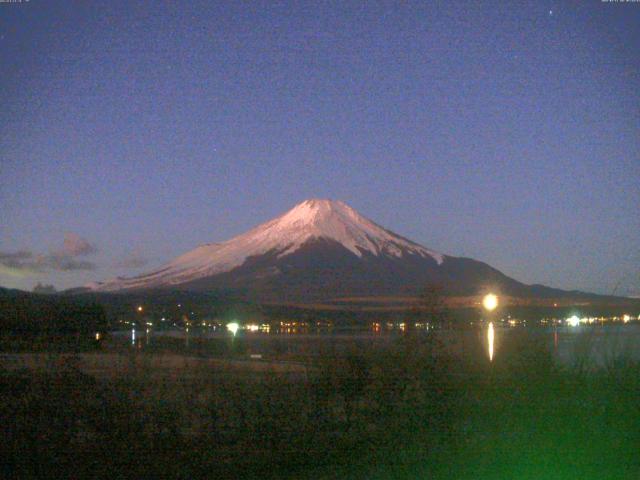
[1,1,638,296]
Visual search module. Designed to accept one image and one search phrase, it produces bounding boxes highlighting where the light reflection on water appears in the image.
[478,323,640,366]
[487,322,494,362]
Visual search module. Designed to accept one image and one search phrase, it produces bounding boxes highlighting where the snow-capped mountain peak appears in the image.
[90,199,444,291]
[260,199,443,260]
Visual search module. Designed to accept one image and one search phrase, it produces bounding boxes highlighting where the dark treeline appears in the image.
[0,288,107,335]
[63,288,640,329]
[2,284,638,340]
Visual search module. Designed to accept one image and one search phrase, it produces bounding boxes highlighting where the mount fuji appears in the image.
[87,199,615,303]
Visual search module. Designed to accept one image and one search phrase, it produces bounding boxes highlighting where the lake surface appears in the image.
[113,322,640,367]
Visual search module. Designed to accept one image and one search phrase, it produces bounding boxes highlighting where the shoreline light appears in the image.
[566,315,580,327]
[483,294,498,312]
[227,322,239,336]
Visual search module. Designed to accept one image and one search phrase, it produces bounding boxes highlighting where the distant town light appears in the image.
[482,294,498,312]
[137,306,143,312]
[567,315,580,327]
[623,314,630,323]
[227,322,239,336]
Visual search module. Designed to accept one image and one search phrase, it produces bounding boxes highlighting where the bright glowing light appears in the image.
[567,315,580,327]
[131,328,136,345]
[95,332,101,341]
[247,324,259,332]
[137,306,143,312]
[487,322,494,362]
[623,314,630,323]
[227,322,239,336]
[483,294,498,312]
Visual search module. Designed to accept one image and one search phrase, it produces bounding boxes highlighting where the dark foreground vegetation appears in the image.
[1,331,638,479]
[0,287,107,336]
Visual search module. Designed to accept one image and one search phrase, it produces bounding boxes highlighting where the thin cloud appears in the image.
[62,232,97,256]
[0,263,34,277]
[41,253,97,271]
[0,233,98,273]
[0,251,97,272]
[0,251,34,270]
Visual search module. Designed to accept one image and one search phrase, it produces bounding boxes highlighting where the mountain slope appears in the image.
[88,199,621,303]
